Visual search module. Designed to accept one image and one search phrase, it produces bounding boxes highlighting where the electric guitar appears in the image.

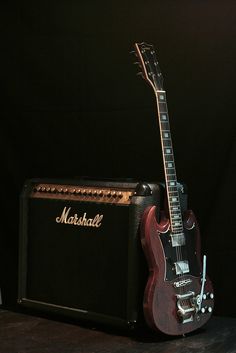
[133,42,214,336]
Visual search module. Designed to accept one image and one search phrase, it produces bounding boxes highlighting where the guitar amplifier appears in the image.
[18,178,161,329]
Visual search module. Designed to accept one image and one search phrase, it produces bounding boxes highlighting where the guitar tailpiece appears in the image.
[176,291,197,320]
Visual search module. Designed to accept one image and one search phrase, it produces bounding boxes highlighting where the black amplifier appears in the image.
[18,178,161,329]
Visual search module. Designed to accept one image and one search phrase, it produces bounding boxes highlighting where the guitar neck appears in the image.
[155,90,183,233]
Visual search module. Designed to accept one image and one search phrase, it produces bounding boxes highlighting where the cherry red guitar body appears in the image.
[141,205,214,336]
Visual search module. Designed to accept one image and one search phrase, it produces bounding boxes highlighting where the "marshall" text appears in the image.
[55,207,103,228]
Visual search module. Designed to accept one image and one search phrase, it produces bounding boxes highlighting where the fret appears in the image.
[163,141,172,148]
[161,125,170,132]
[160,121,170,128]
[166,173,175,180]
[170,206,180,210]
[171,210,181,215]
[164,157,174,163]
[166,175,176,181]
[168,189,178,194]
[156,91,184,235]
[170,208,181,213]
[169,203,181,208]
[172,227,184,232]
[165,154,174,159]
[168,187,178,191]
[158,102,168,112]
[172,219,183,229]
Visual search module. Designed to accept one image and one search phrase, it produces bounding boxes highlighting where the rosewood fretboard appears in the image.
[155,90,184,237]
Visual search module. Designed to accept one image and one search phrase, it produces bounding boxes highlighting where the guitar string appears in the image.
[163,100,189,311]
[156,92,185,302]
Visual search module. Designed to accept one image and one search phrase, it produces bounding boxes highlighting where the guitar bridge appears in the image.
[176,291,197,323]
[174,260,189,275]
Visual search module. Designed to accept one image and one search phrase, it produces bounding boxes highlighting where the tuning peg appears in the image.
[136,72,144,78]
[130,50,137,56]
[133,62,142,68]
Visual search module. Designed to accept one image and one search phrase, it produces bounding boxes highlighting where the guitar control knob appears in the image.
[209,293,214,299]
[203,294,207,300]
[208,307,212,313]
[201,307,206,314]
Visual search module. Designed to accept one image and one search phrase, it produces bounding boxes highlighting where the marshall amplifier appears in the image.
[18,178,161,329]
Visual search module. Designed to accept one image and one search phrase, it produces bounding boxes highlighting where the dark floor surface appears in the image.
[0,309,236,353]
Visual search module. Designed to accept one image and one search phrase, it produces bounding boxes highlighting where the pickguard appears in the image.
[159,227,201,281]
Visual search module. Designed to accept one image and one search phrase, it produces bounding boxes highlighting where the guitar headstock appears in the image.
[133,42,164,92]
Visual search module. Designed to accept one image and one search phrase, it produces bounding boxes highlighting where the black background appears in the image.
[1,1,235,317]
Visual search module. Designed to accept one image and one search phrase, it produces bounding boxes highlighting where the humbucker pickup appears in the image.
[171,232,185,247]
[174,260,189,275]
